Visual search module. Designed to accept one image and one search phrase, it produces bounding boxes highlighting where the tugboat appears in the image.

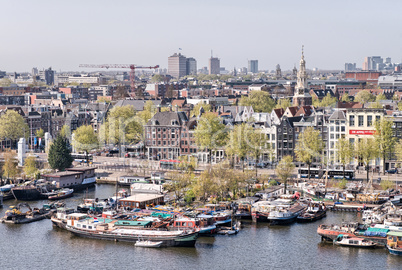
[296,202,326,223]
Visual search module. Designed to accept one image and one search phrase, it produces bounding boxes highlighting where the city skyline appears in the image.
[1,0,402,72]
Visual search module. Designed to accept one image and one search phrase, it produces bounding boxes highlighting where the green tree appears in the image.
[194,112,228,164]
[369,102,383,109]
[48,135,73,171]
[239,91,275,113]
[338,179,348,189]
[275,98,291,110]
[166,171,194,204]
[99,105,143,153]
[72,125,99,165]
[380,179,394,190]
[398,102,402,112]
[354,90,375,104]
[376,93,387,101]
[97,96,112,103]
[320,93,337,107]
[24,156,39,179]
[192,168,217,203]
[2,149,19,182]
[336,138,354,178]
[137,100,156,124]
[151,74,166,83]
[35,128,45,139]
[225,123,252,170]
[395,139,402,163]
[190,103,212,118]
[0,78,13,87]
[177,155,197,172]
[276,155,295,192]
[341,93,351,102]
[295,127,324,179]
[248,129,271,177]
[356,138,379,182]
[60,124,71,139]
[375,118,396,174]
[0,110,29,141]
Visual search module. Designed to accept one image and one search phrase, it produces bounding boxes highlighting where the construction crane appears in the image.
[79,64,160,94]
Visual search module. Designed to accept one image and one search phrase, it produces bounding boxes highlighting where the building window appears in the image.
[341,126,345,132]
[358,116,364,127]
[349,115,354,126]
[367,115,372,127]
[330,126,334,132]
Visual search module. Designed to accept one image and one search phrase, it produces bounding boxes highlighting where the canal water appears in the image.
[1,184,401,270]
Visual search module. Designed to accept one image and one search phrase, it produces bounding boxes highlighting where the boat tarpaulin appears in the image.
[364,227,389,237]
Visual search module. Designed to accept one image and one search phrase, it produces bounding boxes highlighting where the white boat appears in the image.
[334,235,377,248]
[135,240,163,248]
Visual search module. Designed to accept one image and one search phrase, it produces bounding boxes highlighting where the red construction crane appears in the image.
[79,64,159,93]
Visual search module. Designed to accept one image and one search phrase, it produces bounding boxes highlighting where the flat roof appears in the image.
[120,194,164,203]
[43,171,83,177]
[67,166,97,172]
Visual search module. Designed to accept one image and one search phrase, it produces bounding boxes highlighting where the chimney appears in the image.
[157,105,161,113]
[175,105,178,112]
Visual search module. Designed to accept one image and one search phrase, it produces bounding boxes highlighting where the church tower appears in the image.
[293,46,312,107]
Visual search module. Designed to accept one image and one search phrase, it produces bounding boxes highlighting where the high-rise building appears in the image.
[45,67,55,85]
[186,57,197,75]
[345,63,356,72]
[293,47,312,107]
[209,57,220,75]
[168,53,187,79]
[248,60,258,73]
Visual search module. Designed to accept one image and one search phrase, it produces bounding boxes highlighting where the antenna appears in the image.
[211,50,213,58]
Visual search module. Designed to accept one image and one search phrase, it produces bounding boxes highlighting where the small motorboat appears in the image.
[135,240,163,248]
[217,221,240,235]
[334,235,377,248]
[48,188,74,200]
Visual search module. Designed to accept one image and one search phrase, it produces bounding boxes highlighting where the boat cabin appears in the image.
[66,213,88,226]
[119,176,150,185]
[56,208,75,220]
[387,231,402,248]
[173,218,197,229]
[119,194,164,209]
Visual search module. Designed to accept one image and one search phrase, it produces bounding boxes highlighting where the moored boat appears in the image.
[297,202,326,223]
[135,240,163,248]
[64,217,199,247]
[334,235,377,248]
[386,231,402,255]
[268,200,307,225]
[1,203,51,224]
[48,188,74,200]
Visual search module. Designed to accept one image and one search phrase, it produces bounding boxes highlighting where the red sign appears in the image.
[349,130,375,135]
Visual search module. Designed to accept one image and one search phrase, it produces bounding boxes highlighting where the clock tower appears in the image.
[293,46,312,106]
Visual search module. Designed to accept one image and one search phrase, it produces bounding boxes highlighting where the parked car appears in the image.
[386,169,398,174]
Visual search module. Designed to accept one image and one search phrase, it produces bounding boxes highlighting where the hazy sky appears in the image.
[1,0,402,72]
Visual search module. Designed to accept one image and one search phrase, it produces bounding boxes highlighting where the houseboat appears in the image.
[65,217,199,247]
[296,202,326,223]
[268,201,306,225]
[48,188,74,200]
